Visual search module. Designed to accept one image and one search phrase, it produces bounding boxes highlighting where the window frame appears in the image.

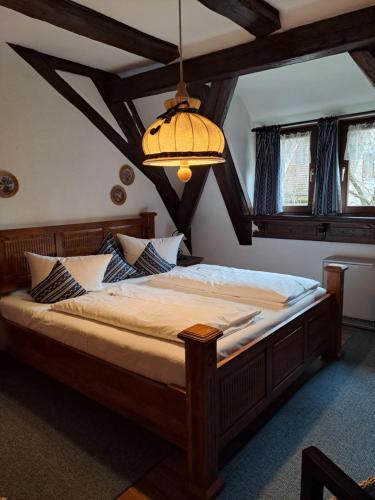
[339,116,375,216]
[280,124,317,214]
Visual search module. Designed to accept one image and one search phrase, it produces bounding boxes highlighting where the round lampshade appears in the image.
[142,97,226,168]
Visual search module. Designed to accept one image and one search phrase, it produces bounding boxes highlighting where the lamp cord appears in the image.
[178,0,183,83]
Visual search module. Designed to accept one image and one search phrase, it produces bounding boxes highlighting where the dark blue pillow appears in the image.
[29,261,87,304]
[97,233,138,282]
[134,242,175,276]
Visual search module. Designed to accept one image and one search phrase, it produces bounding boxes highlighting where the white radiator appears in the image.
[323,255,375,330]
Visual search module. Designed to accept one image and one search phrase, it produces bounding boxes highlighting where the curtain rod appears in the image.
[251,109,375,132]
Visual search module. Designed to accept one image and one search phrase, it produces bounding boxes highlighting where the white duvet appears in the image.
[51,283,261,343]
[150,264,319,305]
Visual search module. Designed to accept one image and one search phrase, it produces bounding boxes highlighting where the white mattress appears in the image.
[0,277,326,386]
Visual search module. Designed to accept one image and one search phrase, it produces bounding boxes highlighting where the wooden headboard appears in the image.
[0,212,156,294]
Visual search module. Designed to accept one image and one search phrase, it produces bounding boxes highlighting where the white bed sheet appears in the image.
[0,279,327,387]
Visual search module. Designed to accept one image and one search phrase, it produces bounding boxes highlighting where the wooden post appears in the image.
[140,212,156,238]
[324,265,348,359]
[178,324,224,499]
[301,448,324,500]
[301,446,370,500]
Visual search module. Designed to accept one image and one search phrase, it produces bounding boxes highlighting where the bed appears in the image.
[0,212,347,499]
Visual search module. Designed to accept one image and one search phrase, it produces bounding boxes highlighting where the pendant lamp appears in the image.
[142,0,226,183]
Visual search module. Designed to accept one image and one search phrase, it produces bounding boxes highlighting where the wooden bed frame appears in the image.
[0,212,347,499]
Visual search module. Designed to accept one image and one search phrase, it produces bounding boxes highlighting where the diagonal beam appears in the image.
[176,78,252,245]
[9,44,180,227]
[1,0,179,63]
[212,145,252,244]
[106,5,375,101]
[176,80,234,231]
[350,49,375,88]
[198,0,280,37]
[94,78,143,149]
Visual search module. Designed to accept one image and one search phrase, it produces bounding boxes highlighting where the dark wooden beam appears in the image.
[32,52,114,81]
[350,49,375,88]
[176,78,251,243]
[106,5,375,101]
[212,146,252,244]
[198,0,280,37]
[94,78,142,149]
[9,44,181,229]
[1,0,179,63]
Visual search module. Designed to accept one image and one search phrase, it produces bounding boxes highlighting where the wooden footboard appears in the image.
[217,294,331,448]
[177,264,347,498]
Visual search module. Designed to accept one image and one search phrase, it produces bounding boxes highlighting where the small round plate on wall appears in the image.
[110,185,127,205]
[0,171,19,198]
[119,164,135,186]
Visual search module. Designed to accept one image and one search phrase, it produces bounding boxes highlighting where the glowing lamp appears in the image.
[142,1,225,183]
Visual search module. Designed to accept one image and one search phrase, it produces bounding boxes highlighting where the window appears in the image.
[339,118,375,215]
[280,126,316,213]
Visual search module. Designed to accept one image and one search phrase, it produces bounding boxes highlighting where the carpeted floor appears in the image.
[0,353,170,500]
[219,330,375,499]
[1,330,374,500]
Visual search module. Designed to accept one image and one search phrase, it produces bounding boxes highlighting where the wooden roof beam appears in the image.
[0,0,179,63]
[198,0,280,37]
[350,49,375,88]
[105,5,375,102]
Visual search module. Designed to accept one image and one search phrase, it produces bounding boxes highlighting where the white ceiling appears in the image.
[236,53,375,125]
[0,0,375,73]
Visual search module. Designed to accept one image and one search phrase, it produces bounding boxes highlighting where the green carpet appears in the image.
[220,330,375,499]
[0,352,170,500]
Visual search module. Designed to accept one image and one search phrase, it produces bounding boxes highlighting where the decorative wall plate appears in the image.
[119,164,135,186]
[0,171,19,198]
[110,185,127,205]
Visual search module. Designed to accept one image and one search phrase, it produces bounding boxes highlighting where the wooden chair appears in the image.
[300,446,374,500]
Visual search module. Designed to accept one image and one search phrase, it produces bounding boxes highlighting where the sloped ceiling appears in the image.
[236,53,375,125]
[1,0,375,74]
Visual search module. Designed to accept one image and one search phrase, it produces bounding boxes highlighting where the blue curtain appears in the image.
[313,117,342,215]
[253,126,282,215]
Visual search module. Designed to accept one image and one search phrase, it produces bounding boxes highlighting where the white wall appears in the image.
[0,42,176,236]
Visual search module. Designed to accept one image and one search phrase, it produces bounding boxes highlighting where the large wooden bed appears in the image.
[0,212,347,499]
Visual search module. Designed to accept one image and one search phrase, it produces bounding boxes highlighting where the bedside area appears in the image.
[177,255,203,267]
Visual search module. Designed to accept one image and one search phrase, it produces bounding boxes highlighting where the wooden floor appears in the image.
[118,326,361,500]
[118,451,189,500]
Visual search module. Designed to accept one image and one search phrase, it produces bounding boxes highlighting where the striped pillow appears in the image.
[134,242,175,275]
[97,233,138,282]
[29,261,87,304]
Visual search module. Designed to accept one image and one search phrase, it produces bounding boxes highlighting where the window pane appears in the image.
[347,158,375,206]
[281,132,311,206]
[344,122,375,207]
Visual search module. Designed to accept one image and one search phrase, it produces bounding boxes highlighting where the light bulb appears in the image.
[177,166,192,183]
[177,160,192,183]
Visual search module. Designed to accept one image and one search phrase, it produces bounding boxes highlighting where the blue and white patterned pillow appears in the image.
[97,233,138,282]
[29,261,87,304]
[134,242,175,275]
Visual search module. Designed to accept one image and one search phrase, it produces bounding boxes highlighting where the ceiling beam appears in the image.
[350,49,375,88]
[1,0,179,63]
[198,0,280,37]
[106,5,375,102]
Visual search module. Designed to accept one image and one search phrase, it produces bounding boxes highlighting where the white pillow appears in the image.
[25,252,112,291]
[117,233,183,265]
